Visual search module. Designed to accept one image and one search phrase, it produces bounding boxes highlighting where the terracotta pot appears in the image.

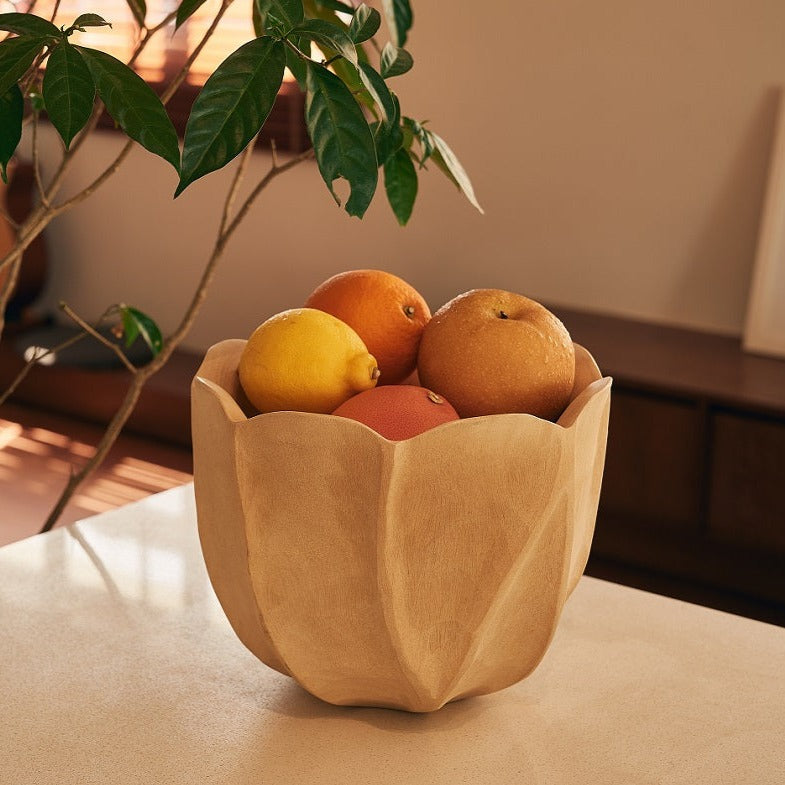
[192,340,611,712]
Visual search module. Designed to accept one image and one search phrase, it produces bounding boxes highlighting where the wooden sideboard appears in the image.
[559,308,785,626]
[2,307,784,624]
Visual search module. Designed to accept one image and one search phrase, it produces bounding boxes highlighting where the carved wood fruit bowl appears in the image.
[191,339,611,712]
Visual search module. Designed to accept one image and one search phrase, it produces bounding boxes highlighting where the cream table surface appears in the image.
[1,483,783,785]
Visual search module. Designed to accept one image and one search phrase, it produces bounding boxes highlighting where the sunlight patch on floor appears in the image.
[0,407,192,547]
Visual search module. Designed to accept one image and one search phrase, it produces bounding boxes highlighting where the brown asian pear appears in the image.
[417,288,575,420]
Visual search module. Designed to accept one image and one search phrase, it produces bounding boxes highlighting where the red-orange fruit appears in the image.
[332,385,459,441]
[305,269,431,384]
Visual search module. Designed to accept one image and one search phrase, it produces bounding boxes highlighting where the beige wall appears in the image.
[29,1,785,352]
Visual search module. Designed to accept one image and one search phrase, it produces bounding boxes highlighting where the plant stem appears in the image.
[59,301,136,373]
[38,146,314,533]
[0,303,120,407]
[0,204,19,231]
[0,332,86,408]
[30,112,50,207]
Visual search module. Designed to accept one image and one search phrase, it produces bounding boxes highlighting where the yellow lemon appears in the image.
[239,308,380,413]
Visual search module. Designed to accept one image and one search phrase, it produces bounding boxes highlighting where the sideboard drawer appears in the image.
[600,390,703,529]
[708,412,785,554]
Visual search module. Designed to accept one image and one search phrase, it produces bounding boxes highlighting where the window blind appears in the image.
[4,0,278,84]
[1,1,310,150]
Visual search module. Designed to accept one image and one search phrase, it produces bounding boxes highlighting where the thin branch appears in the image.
[39,147,315,533]
[164,148,314,355]
[220,148,314,244]
[284,37,320,64]
[0,203,19,231]
[0,248,25,334]
[60,301,137,373]
[269,137,279,170]
[18,46,50,99]
[48,143,135,217]
[159,0,233,104]
[219,136,257,237]
[0,332,86,408]
[323,53,344,68]
[30,112,50,207]
[0,302,122,407]
[128,8,179,68]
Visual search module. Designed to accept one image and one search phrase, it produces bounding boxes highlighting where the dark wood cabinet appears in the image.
[560,308,785,625]
[708,411,785,554]
[602,390,704,531]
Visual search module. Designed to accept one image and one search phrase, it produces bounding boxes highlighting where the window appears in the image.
[2,0,307,150]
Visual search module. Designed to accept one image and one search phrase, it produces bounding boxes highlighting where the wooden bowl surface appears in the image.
[192,340,611,711]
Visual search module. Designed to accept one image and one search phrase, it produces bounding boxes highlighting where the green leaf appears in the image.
[0,36,47,97]
[125,0,146,27]
[0,12,60,39]
[403,116,433,164]
[305,63,378,218]
[379,42,412,78]
[357,60,394,122]
[284,35,308,91]
[383,147,417,225]
[400,122,414,151]
[120,306,162,356]
[75,46,180,172]
[371,119,403,166]
[349,5,381,44]
[381,0,412,47]
[329,59,375,114]
[42,42,95,149]
[255,0,303,33]
[371,92,402,165]
[70,14,112,31]
[177,37,285,196]
[293,18,357,67]
[252,0,264,36]
[175,0,208,30]
[301,0,349,27]
[429,132,483,214]
[0,84,23,183]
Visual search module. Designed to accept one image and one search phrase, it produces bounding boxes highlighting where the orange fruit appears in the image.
[305,269,431,385]
[332,385,459,441]
[239,308,379,414]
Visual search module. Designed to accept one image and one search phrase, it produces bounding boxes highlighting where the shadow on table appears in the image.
[217,680,550,785]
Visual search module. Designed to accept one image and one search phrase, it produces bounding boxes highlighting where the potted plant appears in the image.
[0,0,481,529]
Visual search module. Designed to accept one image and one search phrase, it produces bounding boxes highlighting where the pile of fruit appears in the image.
[238,270,576,441]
